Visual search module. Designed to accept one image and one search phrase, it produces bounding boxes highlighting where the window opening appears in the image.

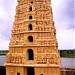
[28,24,32,30]
[29,7,32,11]
[29,16,32,19]
[17,73,20,75]
[27,67,34,75]
[27,49,34,60]
[31,1,33,4]
[28,36,33,42]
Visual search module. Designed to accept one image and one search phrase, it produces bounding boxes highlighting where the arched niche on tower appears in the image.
[28,36,33,42]
[29,15,33,19]
[29,7,32,11]
[27,49,34,60]
[28,24,32,30]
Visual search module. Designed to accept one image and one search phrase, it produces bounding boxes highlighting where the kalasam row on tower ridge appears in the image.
[6,0,61,75]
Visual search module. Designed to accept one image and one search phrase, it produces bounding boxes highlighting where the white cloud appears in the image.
[0,8,6,19]
[51,0,74,49]
[74,30,75,48]
[0,0,17,50]
[51,0,62,7]
[57,29,74,49]
[0,34,9,50]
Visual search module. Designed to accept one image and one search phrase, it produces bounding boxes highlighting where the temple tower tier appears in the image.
[6,0,61,75]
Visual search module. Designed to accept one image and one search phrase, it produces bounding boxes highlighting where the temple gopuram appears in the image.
[6,0,61,75]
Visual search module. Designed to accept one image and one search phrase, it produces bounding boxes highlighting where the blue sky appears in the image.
[0,0,74,50]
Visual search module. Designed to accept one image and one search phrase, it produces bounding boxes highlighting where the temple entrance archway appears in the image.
[27,67,34,75]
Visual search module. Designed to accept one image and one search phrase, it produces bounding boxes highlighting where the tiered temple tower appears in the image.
[6,0,61,75]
